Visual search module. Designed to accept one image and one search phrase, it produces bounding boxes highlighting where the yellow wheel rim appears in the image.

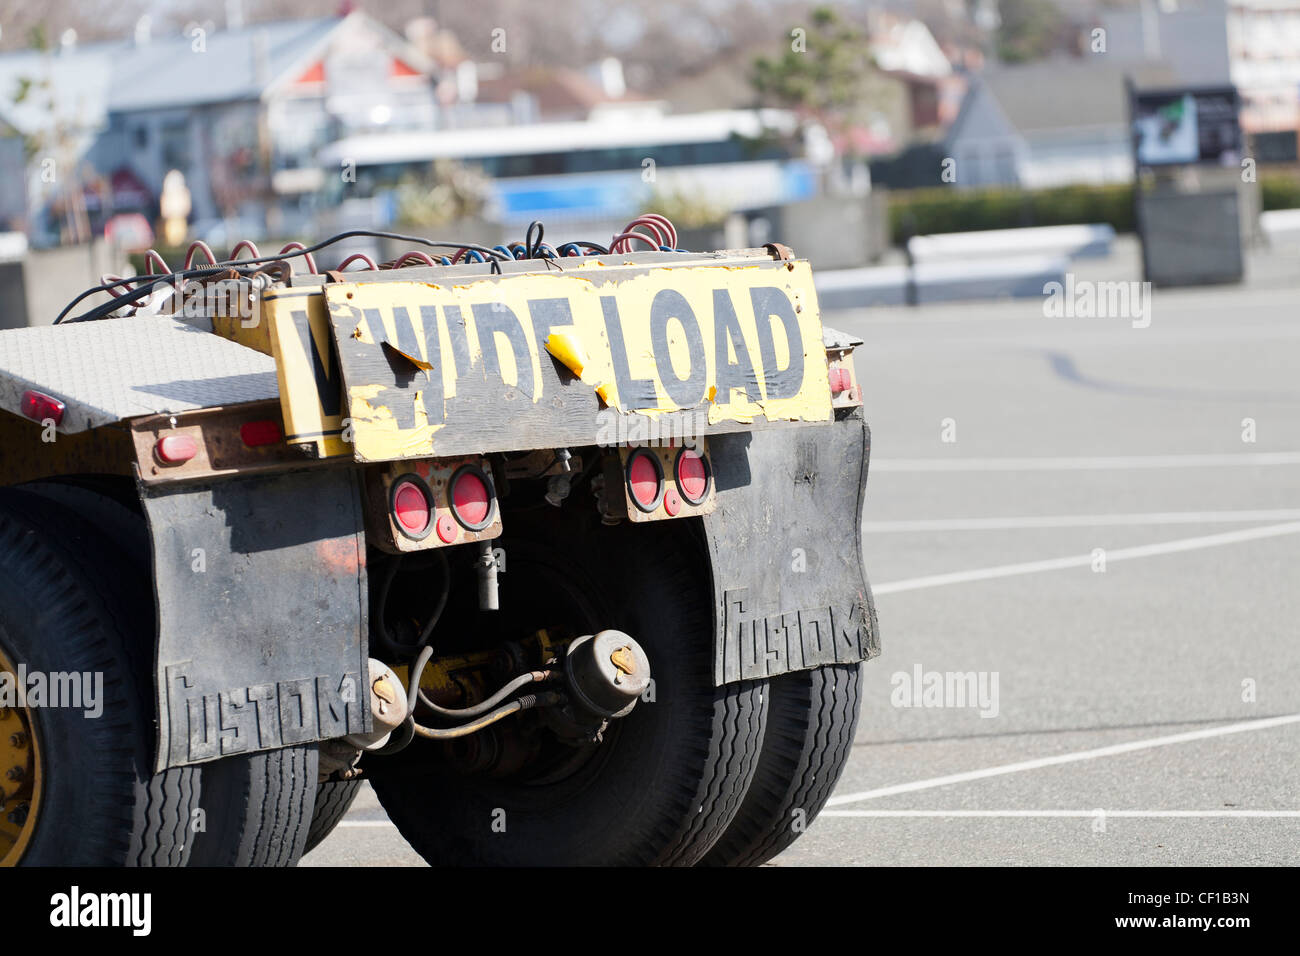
[0,643,41,866]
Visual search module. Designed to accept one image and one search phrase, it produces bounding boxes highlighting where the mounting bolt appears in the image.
[8,732,26,748]
[6,766,24,782]
[545,474,572,507]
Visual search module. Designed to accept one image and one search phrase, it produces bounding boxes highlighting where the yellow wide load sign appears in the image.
[318,260,831,462]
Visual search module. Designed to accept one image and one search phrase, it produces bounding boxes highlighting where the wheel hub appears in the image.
[0,644,40,866]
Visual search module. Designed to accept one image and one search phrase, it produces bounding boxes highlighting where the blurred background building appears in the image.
[0,0,1297,321]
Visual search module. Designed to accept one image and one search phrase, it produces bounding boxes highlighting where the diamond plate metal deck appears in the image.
[0,316,278,433]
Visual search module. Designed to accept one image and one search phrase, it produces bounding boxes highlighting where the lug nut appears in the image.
[9,732,27,748]
[6,766,25,782]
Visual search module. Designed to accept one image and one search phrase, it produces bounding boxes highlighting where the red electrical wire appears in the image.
[610,231,659,253]
[184,241,217,269]
[391,251,437,268]
[230,239,261,261]
[610,214,678,253]
[338,253,378,271]
[640,212,678,247]
[279,242,318,274]
[143,250,171,275]
[98,274,135,296]
[623,218,668,246]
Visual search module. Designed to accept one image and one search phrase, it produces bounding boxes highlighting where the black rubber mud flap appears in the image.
[702,412,878,684]
[141,470,370,771]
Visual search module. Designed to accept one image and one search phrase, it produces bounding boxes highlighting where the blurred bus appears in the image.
[315,108,817,231]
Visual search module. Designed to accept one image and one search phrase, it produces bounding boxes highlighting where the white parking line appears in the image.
[820,810,1300,818]
[826,713,1300,806]
[872,452,1300,472]
[864,509,1300,532]
[873,520,1300,595]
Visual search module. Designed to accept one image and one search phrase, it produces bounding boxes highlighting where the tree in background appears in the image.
[748,4,887,189]
[751,6,873,130]
[0,0,144,51]
[995,0,1073,64]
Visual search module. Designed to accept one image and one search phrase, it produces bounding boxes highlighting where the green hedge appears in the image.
[887,172,1300,245]
[887,183,1135,244]
[1261,171,1300,212]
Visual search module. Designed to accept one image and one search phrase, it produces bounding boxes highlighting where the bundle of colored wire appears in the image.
[610,213,678,253]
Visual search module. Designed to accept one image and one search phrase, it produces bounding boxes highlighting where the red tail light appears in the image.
[674,447,711,505]
[449,465,494,530]
[390,476,433,539]
[828,367,851,394]
[20,390,65,426]
[155,434,198,464]
[240,419,282,447]
[626,449,664,513]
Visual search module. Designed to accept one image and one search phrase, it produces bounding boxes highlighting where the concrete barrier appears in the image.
[1261,208,1300,244]
[0,240,130,328]
[815,254,1067,310]
[907,224,1115,263]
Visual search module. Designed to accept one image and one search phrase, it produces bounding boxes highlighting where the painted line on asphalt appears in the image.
[820,810,1300,818]
[872,521,1300,595]
[863,509,1300,532]
[826,713,1300,806]
[871,452,1300,472]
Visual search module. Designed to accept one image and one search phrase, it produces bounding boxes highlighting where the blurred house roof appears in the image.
[867,12,953,78]
[950,57,1180,140]
[0,12,435,137]
[0,45,116,138]
[108,17,342,112]
[476,65,646,120]
[655,43,780,113]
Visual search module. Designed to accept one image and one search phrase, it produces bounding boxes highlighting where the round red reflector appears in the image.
[450,467,493,530]
[394,483,430,534]
[675,448,709,504]
[390,478,432,539]
[155,434,198,464]
[436,515,457,543]
[627,451,663,512]
[664,488,682,516]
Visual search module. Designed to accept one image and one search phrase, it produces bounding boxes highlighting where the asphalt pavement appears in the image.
[305,237,1300,866]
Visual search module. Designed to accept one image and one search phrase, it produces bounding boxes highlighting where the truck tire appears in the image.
[368,520,769,866]
[16,480,320,868]
[187,746,318,866]
[699,662,862,866]
[305,779,362,854]
[0,491,199,866]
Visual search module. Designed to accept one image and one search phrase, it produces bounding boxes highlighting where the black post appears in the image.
[1126,76,1150,284]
